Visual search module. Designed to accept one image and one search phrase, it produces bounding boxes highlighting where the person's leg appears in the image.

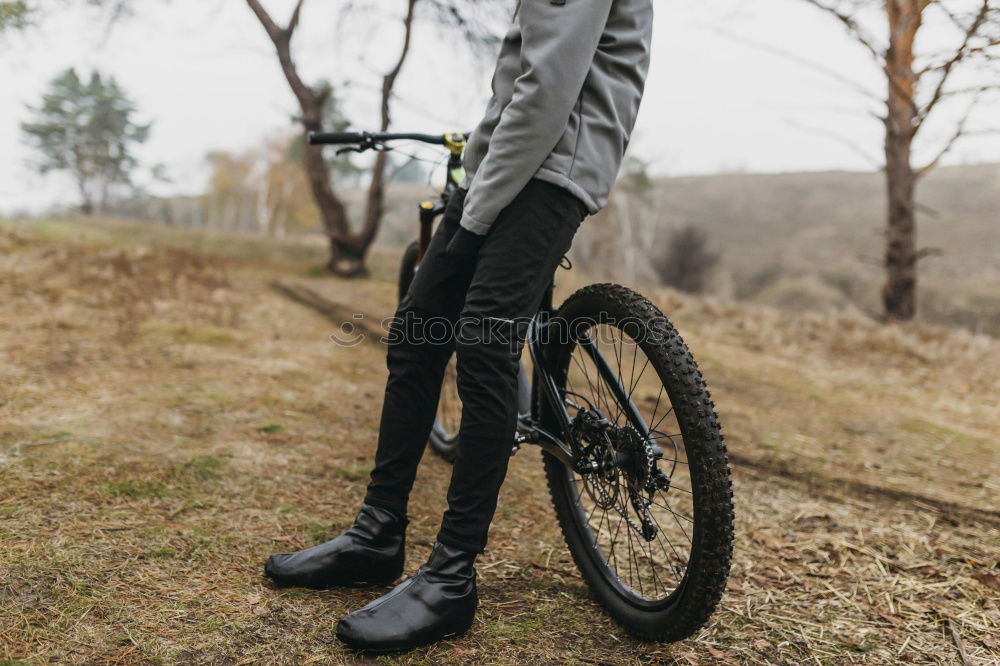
[265,190,472,589]
[363,189,473,516]
[439,179,587,552]
[336,180,588,651]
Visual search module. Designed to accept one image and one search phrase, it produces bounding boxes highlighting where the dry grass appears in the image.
[1,218,998,665]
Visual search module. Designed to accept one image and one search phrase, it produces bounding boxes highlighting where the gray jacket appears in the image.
[460,0,654,235]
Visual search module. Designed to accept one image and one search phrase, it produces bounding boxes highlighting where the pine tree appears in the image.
[21,68,150,214]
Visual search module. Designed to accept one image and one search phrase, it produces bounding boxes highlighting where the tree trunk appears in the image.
[882,129,917,320]
[299,117,356,273]
[77,177,93,215]
[881,0,923,321]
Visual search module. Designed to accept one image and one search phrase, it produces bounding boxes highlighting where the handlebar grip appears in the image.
[308,132,367,145]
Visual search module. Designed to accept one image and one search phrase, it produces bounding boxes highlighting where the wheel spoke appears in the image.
[624,508,642,597]
[651,499,695,524]
[664,499,692,544]
[645,383,666,435]
[647,509,686,582]
[647,504,688,577]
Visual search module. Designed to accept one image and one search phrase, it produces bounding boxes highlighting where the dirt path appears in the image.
[1,220,997,664]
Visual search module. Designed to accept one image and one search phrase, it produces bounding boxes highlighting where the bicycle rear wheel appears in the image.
[538,283,734,642]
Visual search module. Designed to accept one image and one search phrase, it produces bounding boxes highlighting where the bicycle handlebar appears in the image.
[309,131,468,146]
[308,131,471,148]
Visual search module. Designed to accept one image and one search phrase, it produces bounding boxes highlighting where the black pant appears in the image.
[364,179,587,552]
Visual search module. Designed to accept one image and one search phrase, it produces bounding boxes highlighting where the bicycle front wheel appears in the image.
[538,283,734,642]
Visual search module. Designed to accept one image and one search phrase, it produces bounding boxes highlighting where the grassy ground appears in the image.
[1,218,997,665]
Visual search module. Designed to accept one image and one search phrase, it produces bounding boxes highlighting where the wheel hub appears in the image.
[571,410,669,542]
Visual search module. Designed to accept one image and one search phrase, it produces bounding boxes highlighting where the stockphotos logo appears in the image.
[329,312,664,349]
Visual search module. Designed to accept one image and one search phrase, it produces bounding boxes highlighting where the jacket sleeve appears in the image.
[459,0,613,235]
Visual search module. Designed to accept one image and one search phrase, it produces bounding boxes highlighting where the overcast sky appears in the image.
[2,0,999,214]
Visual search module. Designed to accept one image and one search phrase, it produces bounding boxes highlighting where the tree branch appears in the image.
[245,0,281,42]
[930,82,1000,99]
[712,27,885,105]
[359,0,420,251]
[915,96,979,179]
[245,0,317,120]
[380,0,418,132]
[288,0,305,37]
[783,116,884,169]
[916,0,991,126]
[918,38,1000,74]
[795,0,920,117]
[799,0,886,61]
[915,246,944,260]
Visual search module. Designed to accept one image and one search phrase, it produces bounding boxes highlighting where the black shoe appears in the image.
[335,542,478,653]
[264,504,406,589]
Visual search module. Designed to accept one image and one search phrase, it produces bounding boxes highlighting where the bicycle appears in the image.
[309,130,735,642]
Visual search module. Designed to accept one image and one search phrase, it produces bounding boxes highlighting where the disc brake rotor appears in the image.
[571,409,620,510]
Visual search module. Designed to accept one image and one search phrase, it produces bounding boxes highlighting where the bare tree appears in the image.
[246,0,506,276]
[654,225,720,294]
[798,0,1000,320]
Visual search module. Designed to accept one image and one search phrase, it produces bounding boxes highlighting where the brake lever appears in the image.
[335,139,391,156]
